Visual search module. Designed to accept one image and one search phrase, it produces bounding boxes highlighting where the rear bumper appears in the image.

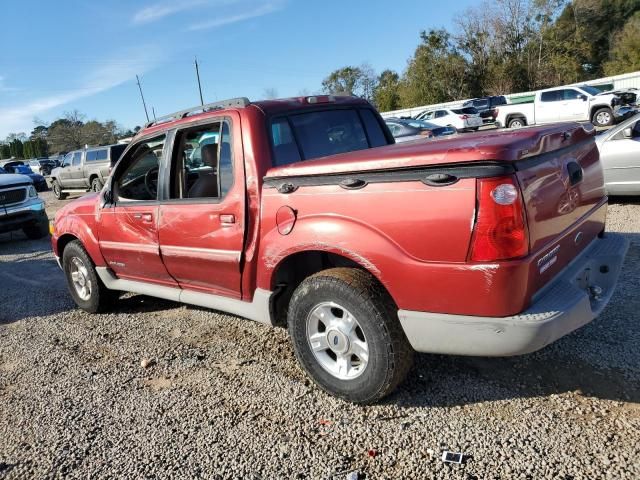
[398,233,628,356]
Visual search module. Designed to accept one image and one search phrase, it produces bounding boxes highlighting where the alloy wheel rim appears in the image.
[511,120,523,128]
[596,112,610,125]
[306,302,369,380]
[69,257,92,300]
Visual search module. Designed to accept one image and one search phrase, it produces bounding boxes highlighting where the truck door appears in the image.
[57,153,73,186]
[536,90,563,123]
[562,89,588,121]
[68,151,85,187]
[600,118,640,194]
[157,114,245,299]
[97,134,177,286]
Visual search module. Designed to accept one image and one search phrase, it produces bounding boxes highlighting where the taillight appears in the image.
[459,115,468,120]
[469,176,529,262]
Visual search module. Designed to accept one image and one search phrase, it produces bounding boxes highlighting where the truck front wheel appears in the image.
[51,180,67,200]
[62,240,117,313]
[287,268,413,404]
[592,108,613,127]
[91,177,104,192]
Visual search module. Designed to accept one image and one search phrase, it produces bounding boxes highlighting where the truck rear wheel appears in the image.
[508,117,526,128]
[51,180,67,200]
[287,268,413,404]
[62,240,117,313]
[592,107,613,127]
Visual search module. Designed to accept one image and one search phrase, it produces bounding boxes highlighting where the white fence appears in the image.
[379,70,640,119]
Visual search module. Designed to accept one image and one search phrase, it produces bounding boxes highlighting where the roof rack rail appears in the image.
[144,97,251,128]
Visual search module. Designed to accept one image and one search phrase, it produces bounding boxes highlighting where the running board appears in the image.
[95,267,273,325]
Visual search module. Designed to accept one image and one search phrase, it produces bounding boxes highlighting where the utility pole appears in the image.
[194,57,204,106]
[136,74,150,123]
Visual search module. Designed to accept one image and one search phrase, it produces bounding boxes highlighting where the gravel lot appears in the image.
[1,191,639,479]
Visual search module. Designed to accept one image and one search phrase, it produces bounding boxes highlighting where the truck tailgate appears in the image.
[514,123,606,289]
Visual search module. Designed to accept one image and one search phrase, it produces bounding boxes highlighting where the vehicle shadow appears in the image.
[391,231,640,408]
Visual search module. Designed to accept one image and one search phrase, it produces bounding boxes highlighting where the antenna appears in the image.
[195,57,204,106]
[136,75,150,123]
[152,107,157,121]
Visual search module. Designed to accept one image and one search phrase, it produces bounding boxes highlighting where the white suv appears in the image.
[416,107,483,131]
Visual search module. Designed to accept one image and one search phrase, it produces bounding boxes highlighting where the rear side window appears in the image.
[86,151,97,162]
[270,108,388,167]
[474,99,488,108]
[492,96,507,106]
[453,107,478,114]
[541,91,561,102]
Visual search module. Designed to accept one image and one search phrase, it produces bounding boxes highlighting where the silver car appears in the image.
[595,112,640,195]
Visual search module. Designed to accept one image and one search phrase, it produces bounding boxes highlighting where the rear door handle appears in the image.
[220,214,235,225]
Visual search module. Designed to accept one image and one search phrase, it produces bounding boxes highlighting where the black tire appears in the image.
[62,240,117,313]
[23,217,49,239]
[592,107,613,127]
[91,177,104,192]
[51,180,67,200]
[508,117,526,128]
[288,268,414,404]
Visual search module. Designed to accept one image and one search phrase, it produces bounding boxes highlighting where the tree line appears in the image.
[321,0,640,112]
[0,111,140,160]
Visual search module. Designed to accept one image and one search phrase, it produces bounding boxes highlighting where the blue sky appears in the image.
[0,0,476,138]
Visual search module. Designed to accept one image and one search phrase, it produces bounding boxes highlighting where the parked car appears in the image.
[0,161,48,191]
[51,95,627,404]
[462,96,507,124]
[385,118,456,142]
[495,85,630,129]
[0,170,49,239]
[50,144,127,199]
[415,107,483,131]
[595,112,640,195]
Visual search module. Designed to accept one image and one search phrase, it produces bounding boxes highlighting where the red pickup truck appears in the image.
[51,95,627,403]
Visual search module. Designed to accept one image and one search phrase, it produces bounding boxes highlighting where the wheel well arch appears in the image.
[88,173,98,183]
[269,250,388,327]
[590,104,611,118]
[56,233,80,258]
[506,113,526,125]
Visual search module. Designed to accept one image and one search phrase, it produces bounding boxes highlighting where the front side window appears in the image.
[169,121,234,199]
[563,89,581,100]
[72,152,82,166]
[62,153,72,167]
[116,135,164,201]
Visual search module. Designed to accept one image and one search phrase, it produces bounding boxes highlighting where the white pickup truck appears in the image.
[496,85,623,129]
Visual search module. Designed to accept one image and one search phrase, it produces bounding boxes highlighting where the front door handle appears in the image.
[133,213,153,222]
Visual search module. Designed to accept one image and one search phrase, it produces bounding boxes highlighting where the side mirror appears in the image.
[623,127,633,138]
[579,94,587,101]
[102,182,114,207]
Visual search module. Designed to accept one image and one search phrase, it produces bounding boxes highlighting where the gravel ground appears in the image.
[0,191,639,479]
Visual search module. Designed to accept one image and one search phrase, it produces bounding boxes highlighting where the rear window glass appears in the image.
[270,108,388,166]
[453,107,478,114]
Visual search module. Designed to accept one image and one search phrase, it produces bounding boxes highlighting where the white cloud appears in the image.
[132,0,228,25]
[0,47,165,138]
[188,0,283,31]
[0,75,19,93]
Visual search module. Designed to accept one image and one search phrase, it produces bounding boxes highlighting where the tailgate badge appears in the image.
[538,245,560,274]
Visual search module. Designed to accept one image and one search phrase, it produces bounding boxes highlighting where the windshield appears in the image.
[270,108,388,166]
[580,85,602,96]
[14,165,33,174]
